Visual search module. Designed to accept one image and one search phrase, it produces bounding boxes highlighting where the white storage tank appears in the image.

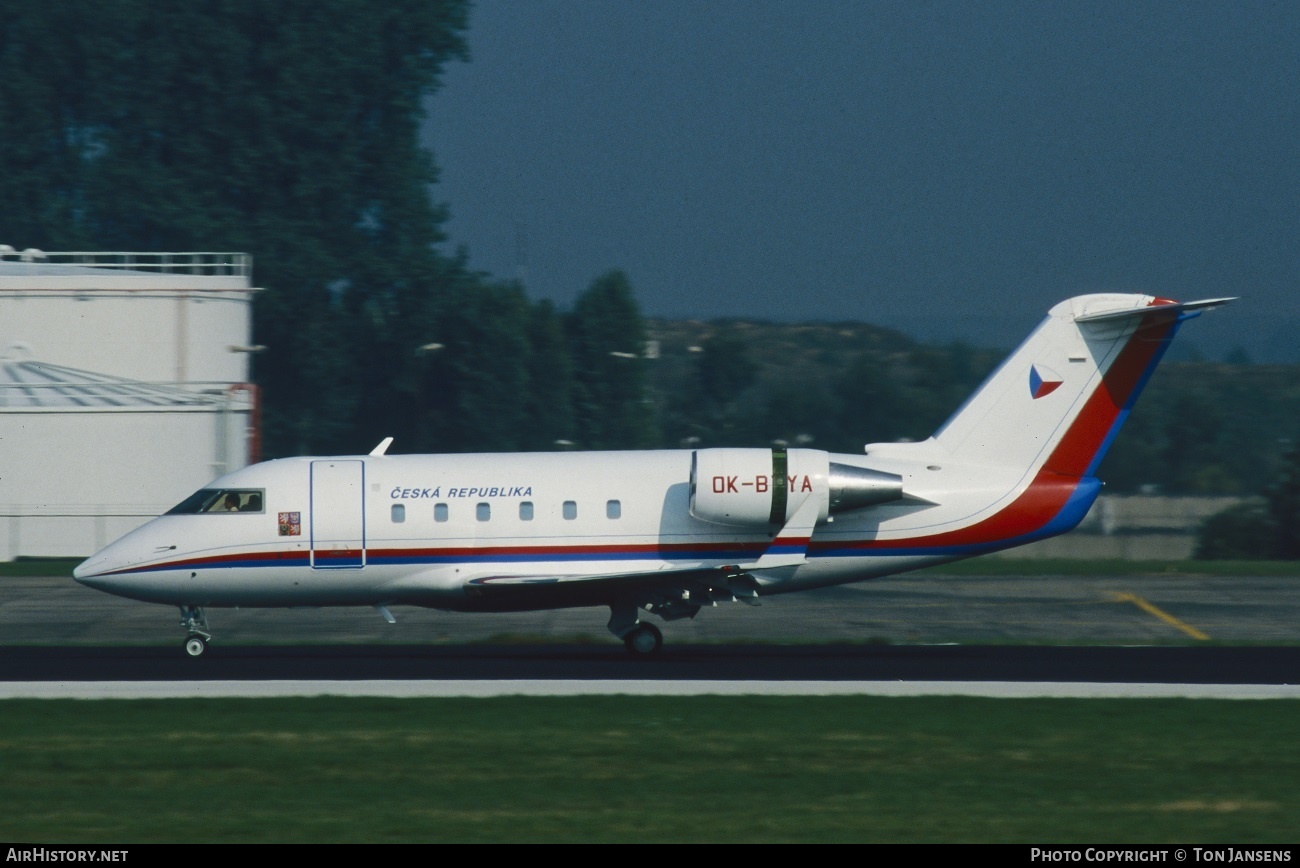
[0,251,261,560]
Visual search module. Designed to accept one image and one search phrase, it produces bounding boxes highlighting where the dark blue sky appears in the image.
[423,1,1298,360]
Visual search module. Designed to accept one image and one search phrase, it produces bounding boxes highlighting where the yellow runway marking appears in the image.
[1113,592,1210,641]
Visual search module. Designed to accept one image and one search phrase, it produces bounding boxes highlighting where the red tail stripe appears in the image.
[1044,312,1178,477]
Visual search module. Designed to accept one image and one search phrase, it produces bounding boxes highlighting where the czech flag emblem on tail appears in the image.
[1029,364,1063,399]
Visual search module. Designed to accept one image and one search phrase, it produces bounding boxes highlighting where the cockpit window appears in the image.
[166,489,265,514]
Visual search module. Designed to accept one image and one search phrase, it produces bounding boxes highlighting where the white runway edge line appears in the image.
[2,681,1299,700]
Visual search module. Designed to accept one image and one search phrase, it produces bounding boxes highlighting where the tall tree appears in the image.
[690,328,759,445]
[1268,440,1300,559]
[833,352,910,448]
[0,4,105,247]
[0,0,471,455]
[429,281,532,453]
[522,299,576,450]
[568,271,658,449]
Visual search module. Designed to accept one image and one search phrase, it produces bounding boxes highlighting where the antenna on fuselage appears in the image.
[369,437,394,457]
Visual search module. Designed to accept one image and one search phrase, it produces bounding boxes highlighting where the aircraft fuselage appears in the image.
[73,448,969,610]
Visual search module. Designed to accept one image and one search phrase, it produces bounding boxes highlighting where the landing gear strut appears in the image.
[608,602,663,658]
[180,606,211,657]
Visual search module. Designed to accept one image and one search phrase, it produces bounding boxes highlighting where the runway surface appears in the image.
[3,571,1298,697]
[1,643,1297,699]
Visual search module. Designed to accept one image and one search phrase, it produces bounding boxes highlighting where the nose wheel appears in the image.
[179,606,211,658]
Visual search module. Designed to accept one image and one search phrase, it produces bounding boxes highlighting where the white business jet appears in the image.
[74,293,1233,657]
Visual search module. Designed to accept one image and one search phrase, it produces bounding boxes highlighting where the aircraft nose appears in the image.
[72,521,180,602]
[73,555,113,586]
[74,551,151,596]
[73,541,138,587]
[74,529,159,585]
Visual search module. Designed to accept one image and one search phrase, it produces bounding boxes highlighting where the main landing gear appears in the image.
[608,602,663,658]
[623,623,663,657]
[180,605,211,657]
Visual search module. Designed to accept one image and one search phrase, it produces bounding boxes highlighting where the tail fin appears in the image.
[844,294,1234,557]
[931,294,1233,478]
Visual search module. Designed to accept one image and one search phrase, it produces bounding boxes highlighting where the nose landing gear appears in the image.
[180,606,211,657]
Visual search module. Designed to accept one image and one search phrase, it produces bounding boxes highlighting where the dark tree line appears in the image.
[1195,440,1300,560]
[408,269,658,454]
[652,320,1000,455]
[0,2,668,458]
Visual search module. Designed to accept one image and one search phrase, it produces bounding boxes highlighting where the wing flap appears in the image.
[459,564,749,611]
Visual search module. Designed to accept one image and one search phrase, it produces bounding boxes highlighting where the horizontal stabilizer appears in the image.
[1075,297,1236,323]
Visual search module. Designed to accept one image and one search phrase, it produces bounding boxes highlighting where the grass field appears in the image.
[1,695,1296,844]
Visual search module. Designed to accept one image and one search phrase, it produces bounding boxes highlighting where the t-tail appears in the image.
[854,293,1235,557]
[935,294,1234,475]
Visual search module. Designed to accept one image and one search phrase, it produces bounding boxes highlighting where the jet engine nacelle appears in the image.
[689,447,904,527]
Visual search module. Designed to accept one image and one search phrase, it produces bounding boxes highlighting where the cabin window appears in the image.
[519,501,534,521]
[563,500,577,520]
[606,499,621,519]
[166,488,265,515]
[476,502,491,522]
[391,504,406,523]
[434,503,449,522]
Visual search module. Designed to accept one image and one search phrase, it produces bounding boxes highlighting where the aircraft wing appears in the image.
[461,563,764,614]
[456,494,825,613]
